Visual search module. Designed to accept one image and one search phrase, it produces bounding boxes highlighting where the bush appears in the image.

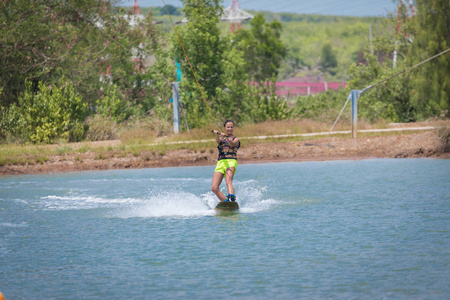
[119,116,172,143]
[96,84,130,122]
[0,102,27,143]
[84,115,119,141]
[16,78,88,143]
[346,53,413,122]
[294,88,350,123]
[242,80,291,123]
[436,125,450,153]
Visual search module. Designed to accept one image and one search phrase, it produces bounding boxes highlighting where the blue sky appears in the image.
[119,0,398,17]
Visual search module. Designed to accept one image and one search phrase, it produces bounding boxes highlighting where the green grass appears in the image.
[95,153,106,160]
[77,145,91,153]
[55,145,73,155]
[0,120,445,168]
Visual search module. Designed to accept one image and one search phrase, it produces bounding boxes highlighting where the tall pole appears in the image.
[172,82,180,133]
[351,90,360,138]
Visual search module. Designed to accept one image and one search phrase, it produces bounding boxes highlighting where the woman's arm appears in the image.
[228,137,239,147]
[212,130,223,144]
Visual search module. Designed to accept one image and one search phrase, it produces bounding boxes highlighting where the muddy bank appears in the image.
[1,130,448,176]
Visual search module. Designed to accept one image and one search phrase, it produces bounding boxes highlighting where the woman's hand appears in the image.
[211,130,224,136]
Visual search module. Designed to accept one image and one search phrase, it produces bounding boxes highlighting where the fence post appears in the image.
[172,82,180,133]
[351,90,361,138]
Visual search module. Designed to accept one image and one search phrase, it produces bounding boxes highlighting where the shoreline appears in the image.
[1,131,448,176]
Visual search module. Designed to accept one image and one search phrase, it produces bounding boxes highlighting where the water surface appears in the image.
[1,159,449,299]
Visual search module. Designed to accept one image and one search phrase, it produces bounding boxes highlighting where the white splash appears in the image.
[113,181,281,218]
[37,180,280,217]
[233,183,279,213]
[116,191,215,218]
[40,195,142,210]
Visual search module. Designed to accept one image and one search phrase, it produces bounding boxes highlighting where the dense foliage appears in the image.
[1,0,106,106]
[233,14,287,82]
[343,0,450,122]
[171,0,289,128]
[0,0,172,143]
[171,0,225,128]
[0,0,448,145]
[1,78,88,143]
[320,43,338,74]
[408,0,450,119]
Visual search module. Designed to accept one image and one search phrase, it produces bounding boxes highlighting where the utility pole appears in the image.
[220,0,254,33]
[351,90,360,138]
[172,82,180,133]
[172,61,189,133]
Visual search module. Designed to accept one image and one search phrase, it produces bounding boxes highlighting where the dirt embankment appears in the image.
[1,130,448,176]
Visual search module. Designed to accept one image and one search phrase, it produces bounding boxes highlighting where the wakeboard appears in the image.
[215,201,239,212]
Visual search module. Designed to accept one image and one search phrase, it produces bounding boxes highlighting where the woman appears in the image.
[211,120,240,202]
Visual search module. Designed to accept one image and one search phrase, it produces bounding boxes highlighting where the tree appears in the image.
[170,1,290,128]
[103,10,171,116]
[171,0,225,128]
[0,0,109,106]
[320,43,338,74]
[160,4,180,16]
[11,78,88,143]
[0,0,166,110]
[0,0,173,143]
[408,0,450,119]
[345,12,415,123]
[234,13,287,82]
[214,40,249,123]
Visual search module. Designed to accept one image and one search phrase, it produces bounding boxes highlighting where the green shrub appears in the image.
[242,80,291,123]
[294,88,349,123]
[0,102,27,143]
[346,52,413,122]
[55,145,73,155]
[96,84,130,122]
[14,78,88,143]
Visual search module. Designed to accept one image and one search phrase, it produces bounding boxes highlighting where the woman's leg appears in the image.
[225,167,235,196]
[211,171,227,201]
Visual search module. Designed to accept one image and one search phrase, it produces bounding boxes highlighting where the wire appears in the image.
[327,92,352,137]
[328,47,450,137]
[161,0,222,132]
[361,47,450,94]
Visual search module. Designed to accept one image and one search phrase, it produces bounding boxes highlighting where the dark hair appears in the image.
[223,119,235,127]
